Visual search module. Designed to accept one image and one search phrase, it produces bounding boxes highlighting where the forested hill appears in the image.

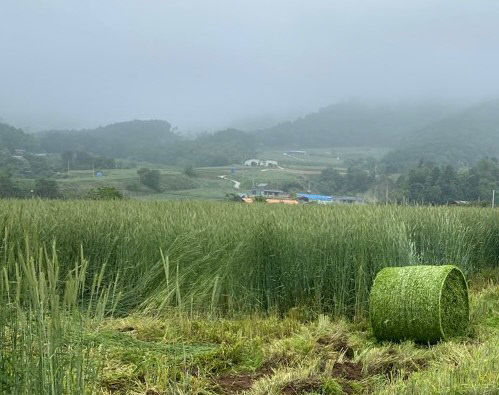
[39,120,181,163]
[37,120,257,166]
[0,122,39,152]
[4,99,499,169]
[255,102,453,148]
[383,100,499,171]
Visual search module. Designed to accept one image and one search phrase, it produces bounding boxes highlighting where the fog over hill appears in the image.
[383,100,499,170]
[1,98,498,168]
[39,120,179,159]
[2,1,499,131]
[255,101,458,149]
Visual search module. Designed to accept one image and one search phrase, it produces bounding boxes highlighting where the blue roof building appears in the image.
[297,194,364,204]
[297,193,333,202]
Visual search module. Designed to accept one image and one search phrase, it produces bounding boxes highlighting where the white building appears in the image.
[244,159,279,167]
[261,160,278,167]
[244,159,261,166]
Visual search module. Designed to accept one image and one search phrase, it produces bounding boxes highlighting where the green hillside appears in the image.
[383,100,499,171]
[39,120,181,163]
[0,122,39,152]
[38,121,257,166]
[4,99,499,176]
[255,102,452,148]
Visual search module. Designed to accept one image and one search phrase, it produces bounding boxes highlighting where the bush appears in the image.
[34,178,60,199]
[183,165,196,177]
[225,193,243,202]
[137,168,161,191]
[86,186,124,200]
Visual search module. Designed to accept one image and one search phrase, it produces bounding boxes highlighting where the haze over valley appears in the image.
[1,0,499,203]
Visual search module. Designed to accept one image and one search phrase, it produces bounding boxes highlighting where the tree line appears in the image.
[317,158,499,205]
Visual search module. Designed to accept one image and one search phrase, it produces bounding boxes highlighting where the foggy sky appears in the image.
[2,0,499,132]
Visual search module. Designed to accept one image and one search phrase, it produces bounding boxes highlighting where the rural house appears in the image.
[244,159,279,167]
[250,183,285,197]
[244,159,260,166]
[261,160,278,168]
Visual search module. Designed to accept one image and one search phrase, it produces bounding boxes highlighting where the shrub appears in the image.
[137,168,161,191]
[34,178,60,199]
[86,186,124,200]
[183,165,196,177]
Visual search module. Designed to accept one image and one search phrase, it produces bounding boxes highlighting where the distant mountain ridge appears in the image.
[255,101,454,148]
[2,100,498,169]
[383,100,499,170]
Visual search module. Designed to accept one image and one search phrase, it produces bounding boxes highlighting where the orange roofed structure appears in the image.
[242,197,298,205]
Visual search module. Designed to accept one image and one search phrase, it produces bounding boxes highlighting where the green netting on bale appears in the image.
[369,265,469,343]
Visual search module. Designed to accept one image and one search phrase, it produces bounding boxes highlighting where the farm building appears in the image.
[333,196,364,204]
[297,194,333,203]
[261,160,278,168]
[244,159,261,166]
[296,194,364,204]
[242,197,298,204]
[243,159,279,167]
[250,183,285,197]
[260,189,285,197]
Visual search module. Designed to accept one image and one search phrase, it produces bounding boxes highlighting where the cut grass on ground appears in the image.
[85,272,498,394]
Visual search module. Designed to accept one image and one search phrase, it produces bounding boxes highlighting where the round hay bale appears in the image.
[369,265,469,343]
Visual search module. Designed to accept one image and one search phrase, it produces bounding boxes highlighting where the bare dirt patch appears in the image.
[215,334,430,394]
[216,374,256,394]
[281,378,323,394]
[331,360,363,381]
[214,359,279,394]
